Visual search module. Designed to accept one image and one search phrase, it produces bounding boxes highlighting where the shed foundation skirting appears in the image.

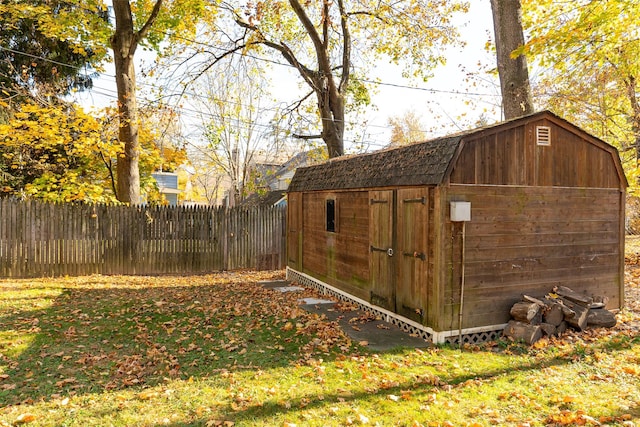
[286,267,507,345]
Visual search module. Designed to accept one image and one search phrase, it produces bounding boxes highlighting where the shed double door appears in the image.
[369,188,429,323]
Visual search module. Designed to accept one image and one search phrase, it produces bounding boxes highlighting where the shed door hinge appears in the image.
[403,197,426,204]
[403,251,426,261]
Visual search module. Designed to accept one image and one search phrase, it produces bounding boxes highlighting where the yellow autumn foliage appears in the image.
[0,102,187,204]
[0,102,119,203]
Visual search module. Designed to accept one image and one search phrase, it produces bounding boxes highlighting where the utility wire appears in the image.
[0,44,498,99]
[1,44,495,147]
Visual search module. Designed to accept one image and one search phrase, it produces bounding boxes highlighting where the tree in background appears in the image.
[490,0,534,119]
[99,104,188,204]
[0,0,109,115]
[109,0,213,204]
[520,0,640,189]
[188,56,285,206]
[0,101,186,204]
[387,110,427,147]
[174,0,467,158]
[0,102,119,202]
[1,0,205,203]
[110,0,163,204]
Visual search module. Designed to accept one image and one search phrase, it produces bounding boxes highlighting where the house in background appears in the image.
[241,149,325,207]
[152,171,182,206]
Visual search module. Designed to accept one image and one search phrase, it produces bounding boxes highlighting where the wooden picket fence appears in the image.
[0,198,286,278]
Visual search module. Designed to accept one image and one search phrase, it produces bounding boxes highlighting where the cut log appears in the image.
[503,320,543,345]
[558,302,576,319]
[539,323,556,336]
[587,308,617,328]
[590,294,609,309]
[553,286,593,307]
[523,295,546,306]
[559,297,589,330]
[555,321,568,336]
[542,300,565,326]
[549,298,576,319]
[510,301,543,324]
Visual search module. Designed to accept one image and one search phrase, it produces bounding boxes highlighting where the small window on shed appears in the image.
[326,199,336,232]
[536,126,551,146]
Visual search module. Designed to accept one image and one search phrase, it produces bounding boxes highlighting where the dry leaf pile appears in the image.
[0,271,353,407]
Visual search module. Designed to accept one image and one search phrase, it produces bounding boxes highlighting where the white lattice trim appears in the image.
[286,267,506,344]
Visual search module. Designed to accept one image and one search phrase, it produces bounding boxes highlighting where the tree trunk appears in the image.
[625,75,640,175]
[490,0,534,120]
[279,0,347,158]
[316,84,345,158]
[111,1,141,204]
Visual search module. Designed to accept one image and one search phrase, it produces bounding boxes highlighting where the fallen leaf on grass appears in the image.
[137,390,160,400]
[55,377,76,387]
[14,413,37,424]
[547,410,601,426]
[358,413,370,424]
[205,421,234,427]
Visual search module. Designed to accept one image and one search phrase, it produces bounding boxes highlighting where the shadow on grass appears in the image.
[2,275,639,426]
[0,275,348,407]
[151,335,640,426]
[147,355,574,427]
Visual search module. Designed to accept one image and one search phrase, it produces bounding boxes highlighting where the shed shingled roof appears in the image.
[288,135,462,192]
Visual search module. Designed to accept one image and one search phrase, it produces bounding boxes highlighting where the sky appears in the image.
[72,0,500,155]
[361,0,500,143]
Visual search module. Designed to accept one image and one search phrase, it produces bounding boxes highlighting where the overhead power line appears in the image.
[1,44,496,148]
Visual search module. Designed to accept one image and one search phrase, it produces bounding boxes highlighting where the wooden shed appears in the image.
[286,111,628,344]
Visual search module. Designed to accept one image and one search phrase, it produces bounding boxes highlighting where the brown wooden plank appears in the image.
[369,189,393,309]
[396,187,429,322]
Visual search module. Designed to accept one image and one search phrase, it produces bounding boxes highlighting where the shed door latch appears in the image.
[371,246,394,257]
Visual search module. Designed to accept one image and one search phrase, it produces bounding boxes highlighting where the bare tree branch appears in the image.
[293,133,323,140]
[137,0,164,41]
[337,0,350,92]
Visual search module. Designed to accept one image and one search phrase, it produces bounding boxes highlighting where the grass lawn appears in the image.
[0,268,639,427]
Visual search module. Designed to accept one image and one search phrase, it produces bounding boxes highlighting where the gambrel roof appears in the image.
[288,135,462,192]
[288,110,627,192]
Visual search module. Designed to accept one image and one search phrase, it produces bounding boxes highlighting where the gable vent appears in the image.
[536,126,551,146]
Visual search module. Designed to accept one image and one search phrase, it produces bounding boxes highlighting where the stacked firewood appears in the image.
[503,286,617,345]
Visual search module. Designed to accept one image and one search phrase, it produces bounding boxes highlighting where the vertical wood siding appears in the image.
[396,187,430,324]
[0,199,286,278]
[300,191,370,300]
[450,119,622,189]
